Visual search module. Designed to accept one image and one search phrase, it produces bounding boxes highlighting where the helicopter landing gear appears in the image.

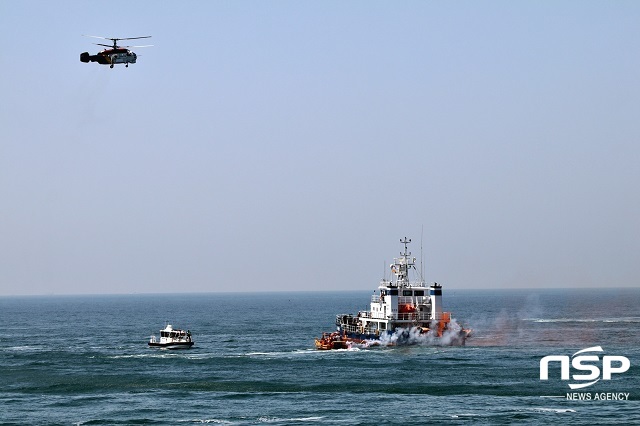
[110,64,114,69]
[126,63,128,68]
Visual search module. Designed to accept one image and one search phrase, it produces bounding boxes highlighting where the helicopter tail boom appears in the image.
[80,52,110,65]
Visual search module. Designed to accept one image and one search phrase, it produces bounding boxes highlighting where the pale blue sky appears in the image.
[1,1,639,295]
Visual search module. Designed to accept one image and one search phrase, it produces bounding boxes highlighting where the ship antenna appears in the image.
[420,225,424,282]
[400,237,411,257]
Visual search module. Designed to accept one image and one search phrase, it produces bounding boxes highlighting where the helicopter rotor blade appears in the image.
[94,43,114,48]
[83,35,151,42]
[118,36,152,41]
[121,44,154,48]
[83,35,115,40]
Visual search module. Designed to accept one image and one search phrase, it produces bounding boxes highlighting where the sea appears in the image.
[1,288,638,425]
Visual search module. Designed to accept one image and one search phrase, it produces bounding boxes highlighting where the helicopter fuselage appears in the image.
[80,48,137,68]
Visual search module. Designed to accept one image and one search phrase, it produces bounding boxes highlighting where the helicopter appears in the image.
[80,35,152,68]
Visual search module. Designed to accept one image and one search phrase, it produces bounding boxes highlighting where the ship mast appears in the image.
[391,237,415,288]
[401,237,411,257]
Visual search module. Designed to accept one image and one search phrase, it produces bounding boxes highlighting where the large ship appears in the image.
[318,237,470,348]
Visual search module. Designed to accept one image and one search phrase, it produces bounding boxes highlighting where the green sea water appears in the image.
[1,289,638,425]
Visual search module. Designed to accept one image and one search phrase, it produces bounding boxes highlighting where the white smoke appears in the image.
[353,319,467,348]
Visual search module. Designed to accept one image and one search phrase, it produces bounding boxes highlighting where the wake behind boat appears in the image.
[316,237,471,348]
[148,324,194,349]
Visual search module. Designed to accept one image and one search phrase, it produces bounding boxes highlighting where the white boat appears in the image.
[148,324,194,349]
[319,237,470,348]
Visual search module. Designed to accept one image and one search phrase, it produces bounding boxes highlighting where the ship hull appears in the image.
[148,341,194,349]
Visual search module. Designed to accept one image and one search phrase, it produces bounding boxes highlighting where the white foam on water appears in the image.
[535,408,577,413]
[108,352,181,359]
[239,349,332,359]
[7,345,43,351]
[257,416,324,423]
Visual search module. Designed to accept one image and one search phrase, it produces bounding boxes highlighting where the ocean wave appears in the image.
[107,352,191,359]
[450,414,476,419]
[241,349,326,359]
[176,415,326,424]
[257,416,324,423]
[531,408,577,414]
[6,345,43,351]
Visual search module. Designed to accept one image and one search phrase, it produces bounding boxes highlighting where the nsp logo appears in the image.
[540,346,630,389]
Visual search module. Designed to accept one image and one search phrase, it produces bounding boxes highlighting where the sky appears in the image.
[1,1,639,296]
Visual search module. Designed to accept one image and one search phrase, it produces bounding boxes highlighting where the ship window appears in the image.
[414,290,424,296]
[403,290,413,296]
[389,289,398,295]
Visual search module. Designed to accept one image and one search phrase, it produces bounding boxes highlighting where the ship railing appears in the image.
[395,281,427,288]
[340,323,366,334]
[337,312,433,324]
[379,280,427,289]
[395,313,412,321]
[336,313,369,325]
[335,312,372,319]
[371,295,381,303]
[335,314,354,323]
[394,312,433,321]
[431,312,450,321]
